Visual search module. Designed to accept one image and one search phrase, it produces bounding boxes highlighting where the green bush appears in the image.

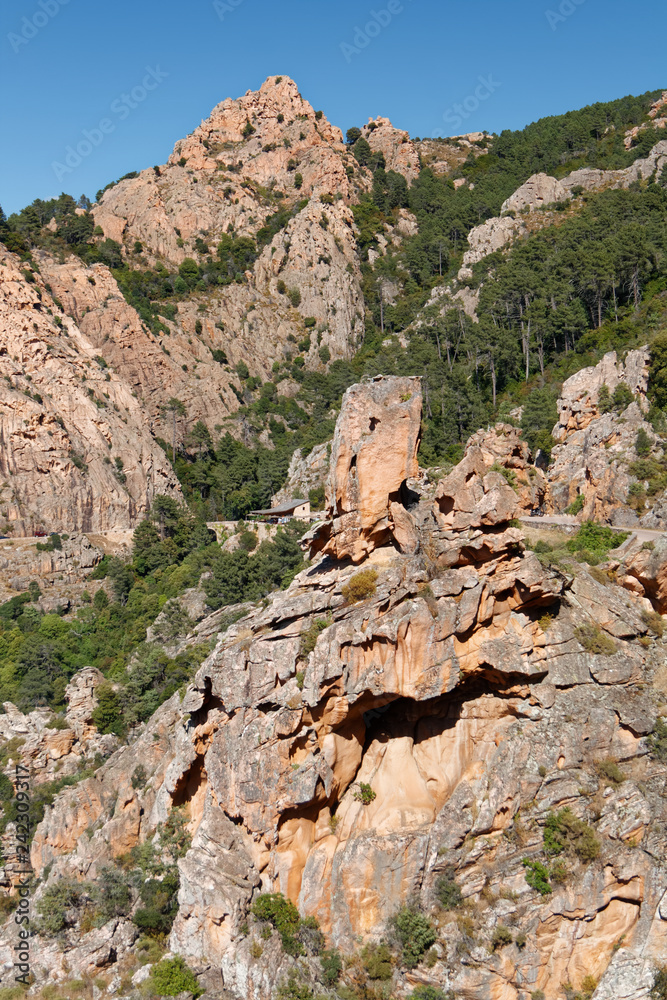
[409,988,452,1000]
[361,941,393,980]
[320,948,342,986]
[434,868,463,909]
[353,782,376,806]
[341,568,378,603]
[238,530,259,552]
[288,287,302,307]
[91,683,125,737]
[651,968,667,999]
[299,617,330,658]
[597,384,612,413]
[566,493,585,515]
[613,383,634,410]
[636,427,653,457]
[150,956,203,998]
[596,759,626,786]
[574,624,617,656]
[391,905,437,969]
[35,879,87,936]
[522,858,552,895]
[251,892,303,956]
[491,924,513,949]
[648,718,667,762]
[543,808,601,861]
[276,974,314,1000]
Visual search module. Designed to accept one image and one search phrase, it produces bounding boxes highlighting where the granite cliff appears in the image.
[1,377,664,1000]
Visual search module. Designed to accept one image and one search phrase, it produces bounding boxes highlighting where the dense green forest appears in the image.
[0,497,307,725]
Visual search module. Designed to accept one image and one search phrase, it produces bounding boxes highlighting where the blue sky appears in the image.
[1,0,665,214]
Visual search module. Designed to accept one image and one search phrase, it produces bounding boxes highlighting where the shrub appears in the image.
[391,905,437,968]
[341,568,378,603]
[318,345,331,363]
[648,718,667,762]
[574,624,616,656]
[288,287,302,307]
[320,948,342,986]
[353,782,376,806]
[276,974,314,1000]
[294,173,303,189]
[409,988,452,1000]
[642,609,665,637]
[491,924,513,950]
[252,892,303,956]
[277,279,287,294]
[308,485,325,509]
[236,360,250,380]
[566,493,585,515]
[299,617,330,658]
[522,858,552,895]
[91,683,125,737]
[636,427,653,457]
[238,530,258,552]
[613,383,634,410]
[131,765,148,790]
[597,384,612,413]
[651,968,667,999]
[434,868,463,910]
[242,121,256,139]
[543,808,601,861]
[361,941,393,980]
[150,956,203,998]
[596,759,626,786]
[35,879,87,936]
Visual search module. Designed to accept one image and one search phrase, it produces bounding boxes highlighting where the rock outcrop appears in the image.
[310,376,422,562]
[460,423,547,513]
[548,349,653,518]
[6,375,665,1000]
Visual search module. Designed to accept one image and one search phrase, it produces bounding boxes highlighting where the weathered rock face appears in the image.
[501,172,570,214]
[548,349,653,518]
[460,424,547,513]
[3,376,666,1000]
[461,214,526,269]
[0,247,180,533]
[620,535,667,610]
[311,376,422,562]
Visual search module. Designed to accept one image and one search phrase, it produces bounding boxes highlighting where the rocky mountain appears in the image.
[0,377,665,1000]
[2,78,667,1000]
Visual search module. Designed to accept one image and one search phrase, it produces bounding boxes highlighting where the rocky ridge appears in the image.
[2,377,665,1000]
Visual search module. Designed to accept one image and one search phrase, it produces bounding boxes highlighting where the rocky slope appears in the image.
[547,348,655,523]
[0,246,180,534]
[2,377,665,1000]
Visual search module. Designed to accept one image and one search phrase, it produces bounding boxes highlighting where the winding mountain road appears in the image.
[519,515,665,548]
